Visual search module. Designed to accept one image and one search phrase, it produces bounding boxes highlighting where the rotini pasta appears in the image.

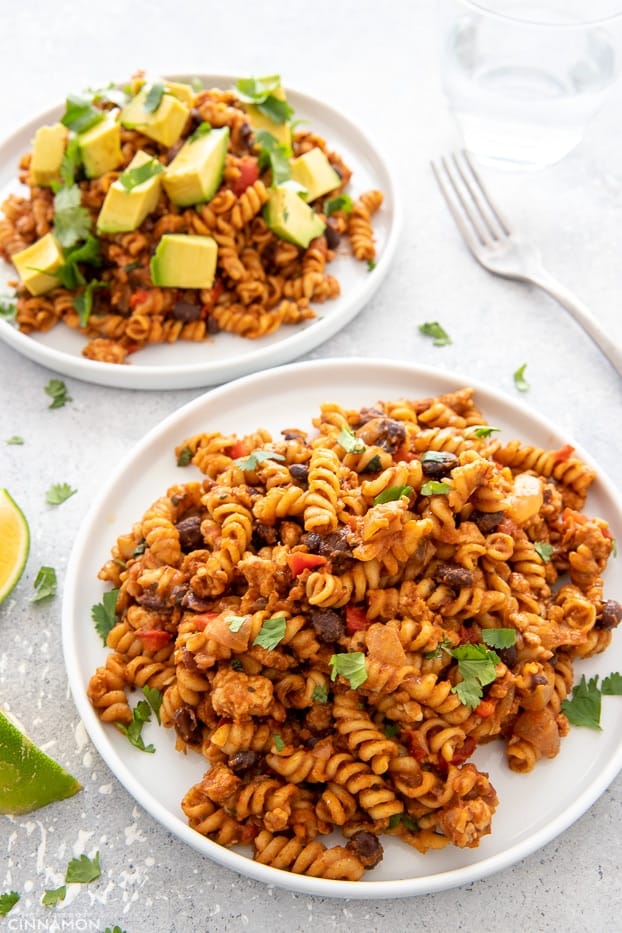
[87,386,621,881]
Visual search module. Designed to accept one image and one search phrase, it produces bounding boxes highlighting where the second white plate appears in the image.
[0,75,399,389]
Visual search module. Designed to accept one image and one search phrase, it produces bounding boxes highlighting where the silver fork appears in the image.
[431,150,622,376]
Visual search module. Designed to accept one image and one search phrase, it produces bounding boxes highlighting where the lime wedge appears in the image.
[0,488,30,604]
[0,709,82,814]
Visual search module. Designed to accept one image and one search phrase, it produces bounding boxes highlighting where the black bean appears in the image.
[347,830,384,869]
[174,707,202,745]
[470,510,505,534]
[421,451,459,478]
[172,301,201,322]
[434,564,474,588]
[324,221,341,250]
[228,750,258,773]
[289,463,309,485]
[175,515,203,551]
[311,608,345,643]
[599,599,622,630]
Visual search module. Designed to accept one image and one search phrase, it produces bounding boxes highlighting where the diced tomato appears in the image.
[345,605,371,633]
[451,735,476,766]
[475,699,496,718]
[129,288,150,309]
[137,629,172,650]
[232,157,260,196]
[393,444,417,463]
[403,729,426,761]
[554,443,575,462]
[459,624,480,644]
[226,440,249,459]
[192,612,220,631]
[287,552,328,576]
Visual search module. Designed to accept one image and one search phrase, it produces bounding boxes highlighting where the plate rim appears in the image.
[0,74,401,390]
[61,356,622,898]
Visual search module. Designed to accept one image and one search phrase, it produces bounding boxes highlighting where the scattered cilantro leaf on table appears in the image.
[46,482,77,506]
[0,891,19,916]
[419,321,451,346]
[65,851,101,884]
[32,566,57,602]
[5,435,24,445]
[42,886,67,907]
[44,378,72,408]
[513,363,530,392]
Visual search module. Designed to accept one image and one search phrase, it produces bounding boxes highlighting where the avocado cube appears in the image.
[290,147,341,203]
[121,86,190,147]
[150,234,217,289]
[12,233,64,296]
[263,184,326,249]
[244,86,292,149]
[78,111,123,179]
[163,127,229,207]
[164,80,196,106]
[96,150,162,234]
[30,123,68,187]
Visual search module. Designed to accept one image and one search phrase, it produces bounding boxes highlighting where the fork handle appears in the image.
[528,269,622,376]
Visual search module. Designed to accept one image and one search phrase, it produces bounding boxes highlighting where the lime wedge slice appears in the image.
[0,488,30,604]
[0,709,82,814]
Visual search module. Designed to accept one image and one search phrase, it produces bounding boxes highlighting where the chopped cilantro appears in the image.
[119,158,163,191]
[602,672,622,695]
[253,616,287,650]
[54,234,102,290]
[312,683,329,704]
[187,121,212,143]
[235,75,293,124]
[227,614,248,632]
[325,194,353,215]
[513,363,530,392]
[32,566,57,602]
[482,628,516,649]
[144,82,166,113]
[419,321,451,346]
[116,700,155,753]
[45,378,72,408]
[92,588,119,644]
[272,733,285,751]
[562,675,602,730]
[58,136,83,188]
[470,425,501,438]
[53,184,92,248]
[328,652,368,689]
[374,485,413,505]
[41,886,67,907]
[73,279,108,326]
[61,94,105,134]
[367,259,376,271]
[448,643,499,708]
[234,448,286,471]
[337,425,366,454]
[5,435,24,445]
[0,291,17,320]
[255,129,292,184]
[65,851,101,883]
[142,685,163,725]
[46,482,77,505]
[177,446,193,466]
[534,541,554,562]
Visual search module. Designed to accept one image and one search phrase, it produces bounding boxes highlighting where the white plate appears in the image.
[62,358,622,898]
[0,76,399,390]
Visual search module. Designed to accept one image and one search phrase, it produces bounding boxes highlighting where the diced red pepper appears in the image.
[554,443,575,462]
[232,157,260,196]
[287,552,328,576]
[129,288,150,310]
[226,440,249,459]
[451,735,476,765]
[137,629,172,650]
[192,612,220,631]
[345,605,371,633]
[403,729,427,761]
[474,699,496,718]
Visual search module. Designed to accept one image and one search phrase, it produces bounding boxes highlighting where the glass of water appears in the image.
[439,0,622,167]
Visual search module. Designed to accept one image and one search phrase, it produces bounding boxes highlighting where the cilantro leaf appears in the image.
[534,541,554,562]
[144,82,166,113]
[58,136,83,188]
[329,652,368,689]
[272,733,286,751]
[337,425,366,454]
[6,435,24,445]
[187,121,212,144]
[116,700,155,753]
[234,448,286,470]
[482,628,516,649]
[312,683,329,704]
[325,194,353,215]
[65,851,101,884]
[374,485,413,505]
[42,886,67,907]
[0,291,17,320]
[45,378,72,408]
[236,75,294,125]
[255,129,292,185]
[420,480,452,496]
[92,588,119,644]
[61,94,105,134]
[73,279,108,326]
[46,482,77,505]
[0,891,19,916]
[601,672,622,696]
[142,685,163,724]
[449,643,499,708]
[119,158,163,191]
[54,233,103,290]
[562,674,602,730]
[419,321,451,346]
[53,184,92,248]
[253,616,287,650]
[470,425,501,438]
[103,928,128,933]
[514,363,530,392]
[32,566,57,602]
[177,446,193,466]
[226,614,248,632]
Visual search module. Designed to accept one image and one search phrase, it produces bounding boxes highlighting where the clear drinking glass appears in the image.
[439,0,622,167]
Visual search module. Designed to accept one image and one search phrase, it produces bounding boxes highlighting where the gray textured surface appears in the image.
[1,1,622,930]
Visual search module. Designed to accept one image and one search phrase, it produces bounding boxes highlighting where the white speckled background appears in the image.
[1,1,622,930]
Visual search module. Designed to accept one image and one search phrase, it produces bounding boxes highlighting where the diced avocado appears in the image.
[150,234,217,288]
[78,111,123,179]
[120,86,190,147]
[263,184,326,249]
[12,233,64,296]
[290,147,341,203]
[164,80,195,106]
[30,124,68,187]
[96,150,162,234]
[244,85,292,149]
[163,126,229,207]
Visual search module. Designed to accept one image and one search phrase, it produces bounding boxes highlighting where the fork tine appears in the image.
[431,156,485,256]
[431,150,510,248]
[460,150,512,238]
